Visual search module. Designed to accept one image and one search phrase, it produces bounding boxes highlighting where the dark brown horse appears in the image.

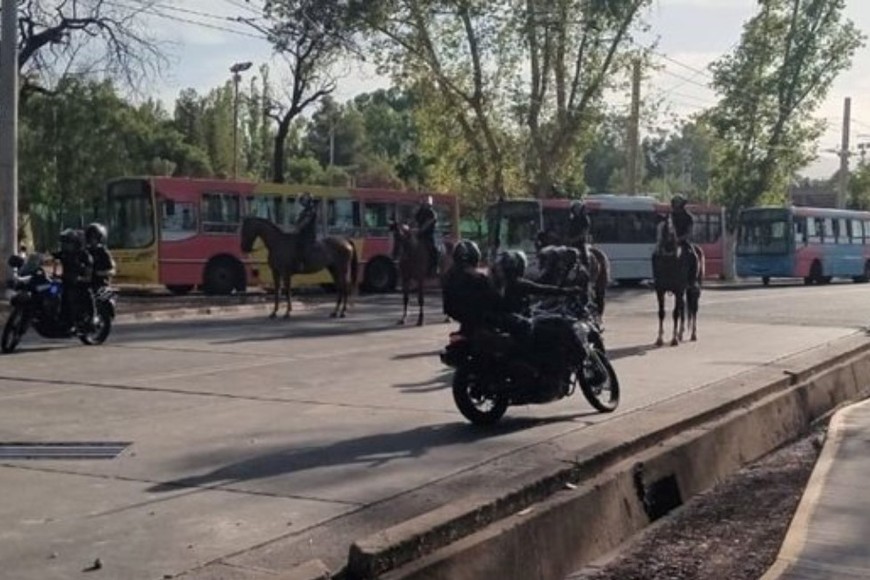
[536,230,610,319]
[652,215,705,346]
[239,217,358,319]
[389,222,452,326]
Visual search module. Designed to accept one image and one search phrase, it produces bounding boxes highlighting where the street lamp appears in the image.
[230,61,253,180]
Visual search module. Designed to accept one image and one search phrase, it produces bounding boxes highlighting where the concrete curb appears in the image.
[114,301,312,324]
[343,333,870,580]
[760,398,870,580]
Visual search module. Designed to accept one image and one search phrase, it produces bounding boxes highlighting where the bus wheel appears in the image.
[363,258,397,293]
[203,257,244,295]
[762,276,770,287]
[166,284,194,296]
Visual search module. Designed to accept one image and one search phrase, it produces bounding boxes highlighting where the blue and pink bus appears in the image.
[736,206,870,285]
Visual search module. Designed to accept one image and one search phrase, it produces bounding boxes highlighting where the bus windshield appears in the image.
[486,201,541,255]
[106,179,155,249]
[737,209,791,255]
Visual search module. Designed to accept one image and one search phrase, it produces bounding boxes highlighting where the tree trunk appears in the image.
[272,117,290,184]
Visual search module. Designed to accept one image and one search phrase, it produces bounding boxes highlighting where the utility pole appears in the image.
[838,97,851,209]
[1,0,19,268]
[627,58,642,195]
[230,61,252,180]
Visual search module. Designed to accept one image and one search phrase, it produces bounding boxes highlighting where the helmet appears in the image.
[570,200,586,217]
[60,228,82,249]
[494,250,527,281]
[85,222,107,245]
[421,195,433,207]
[451,240,481,267]
[671,194,687,209]
[299,192,314,208]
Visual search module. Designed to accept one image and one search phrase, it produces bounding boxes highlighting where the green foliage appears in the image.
[707,0,864,228]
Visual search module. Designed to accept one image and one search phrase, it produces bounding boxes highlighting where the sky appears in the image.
[145,0,870,179]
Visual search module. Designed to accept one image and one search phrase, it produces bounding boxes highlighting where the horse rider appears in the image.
[414,195,439,276]
[671,194,695,256]
[54,229,95,332]
[296,192,319,270]
[566,200,592,270]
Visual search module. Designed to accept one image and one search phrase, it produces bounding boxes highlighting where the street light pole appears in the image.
[1,0,19,267]
[229,62,252,180]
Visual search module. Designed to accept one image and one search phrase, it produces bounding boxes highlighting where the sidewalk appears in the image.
[764,398,870,579]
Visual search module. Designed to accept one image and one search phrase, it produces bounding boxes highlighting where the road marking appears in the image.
[0,442,130,460]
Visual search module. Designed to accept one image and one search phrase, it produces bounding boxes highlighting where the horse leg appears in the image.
[655,289,665,347]
[270,268,280,319]
[338,267,348,318]
[688,287,700,341]
[416,277,425,327]
[671,293,682,346]
[284,273,293,319]
[678,290,686,342]
[397,278,409,325]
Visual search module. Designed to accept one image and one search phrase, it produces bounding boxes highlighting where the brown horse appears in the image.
[239,217,358,319]
[389,221,449,326]
[536,230,610,319]
[652,215,705,346]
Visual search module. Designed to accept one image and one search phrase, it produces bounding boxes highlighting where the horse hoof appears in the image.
[283,313,291,320]
[329,312,338,318]
[397,320,406,326]
[268,313,277,320]
[340,312,347,319]
[416,320,424,327]
[670,339,679,347]
[691,335,698,342]
[655,338,664,347]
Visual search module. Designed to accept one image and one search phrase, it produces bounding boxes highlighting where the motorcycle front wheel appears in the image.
[577,348,620,413]
[79,304,112,346]
[1,307,27,354]
[452,366,509,426]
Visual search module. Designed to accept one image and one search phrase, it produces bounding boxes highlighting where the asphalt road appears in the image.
[1,281,868,580]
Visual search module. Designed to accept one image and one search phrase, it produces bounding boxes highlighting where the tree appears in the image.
[707,0,864,228]
[849,162,870,211]
[13,0,164,96]
[643,119,715,200]
[252,0,361,183]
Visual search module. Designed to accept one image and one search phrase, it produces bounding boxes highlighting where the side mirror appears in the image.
[7,255,24,270]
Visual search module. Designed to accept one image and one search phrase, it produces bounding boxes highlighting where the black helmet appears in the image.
[60,228,82,249]
[85,222,107,245]
[671,194,687,209]
[452,240,481,267]
[570,200,586,217]
[494,250,527,281]
[299,192,314,208]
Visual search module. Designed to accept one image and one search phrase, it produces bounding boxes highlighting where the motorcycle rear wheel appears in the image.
[1,307,26,354]
[577,348,619,413]
[452,367,509,426]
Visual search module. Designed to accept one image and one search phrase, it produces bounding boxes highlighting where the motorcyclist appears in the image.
[414,195,439,276]
[671,194,695,256]
[441,240,502,336]
[85,223,115,289]
[566,200,592,270]
[54,229,94,332]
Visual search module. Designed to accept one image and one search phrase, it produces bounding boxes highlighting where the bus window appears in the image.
[838,218,849,244]
[590,210,618,244]
[706,213,722,243]
[107,179,155,249]
[364,202,395,237]
[434,204,453,235]
[247,195,285,226]
[327,198,360,236]
[794,216,807,244]
[542,208,569,241]
[395,202,416,225]
[161,200,198,242]
[616,211,657,243]
[865,220,870,244]
[850,219,864,245]
[823,218,834,243]
[202,192,242,234]
[808,218,822,243]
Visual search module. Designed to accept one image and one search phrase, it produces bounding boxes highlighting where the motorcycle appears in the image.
[440,298,619,426]
[2,254,116,354]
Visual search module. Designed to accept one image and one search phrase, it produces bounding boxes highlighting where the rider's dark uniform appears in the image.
[56,232,94,330]
[567,203,592,269]
[414,202,438,276]
[442,265,502,335]
[672,204,695,255]
[296,195,319,271]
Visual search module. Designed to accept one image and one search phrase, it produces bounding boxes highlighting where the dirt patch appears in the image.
[570,429,825,580]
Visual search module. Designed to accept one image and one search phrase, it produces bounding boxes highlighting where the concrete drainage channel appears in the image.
[274,332,870,580]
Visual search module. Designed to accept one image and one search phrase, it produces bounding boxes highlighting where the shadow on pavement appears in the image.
[147,414,599,494]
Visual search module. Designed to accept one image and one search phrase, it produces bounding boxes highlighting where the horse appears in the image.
[535,230,610,319]
[651,215,705,346]
[239,216,358,319]
[389,221,447,326]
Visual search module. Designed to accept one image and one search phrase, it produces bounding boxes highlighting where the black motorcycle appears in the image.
[440,300,619,426]
[2,255,116,354]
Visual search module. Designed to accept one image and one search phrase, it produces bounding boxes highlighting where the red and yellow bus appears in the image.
[104,177,459,294]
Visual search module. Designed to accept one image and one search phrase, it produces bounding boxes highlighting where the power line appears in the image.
[105,0,269,40]
[220,0,265,18]
[657,67,712,91]
[652,51,714,80]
